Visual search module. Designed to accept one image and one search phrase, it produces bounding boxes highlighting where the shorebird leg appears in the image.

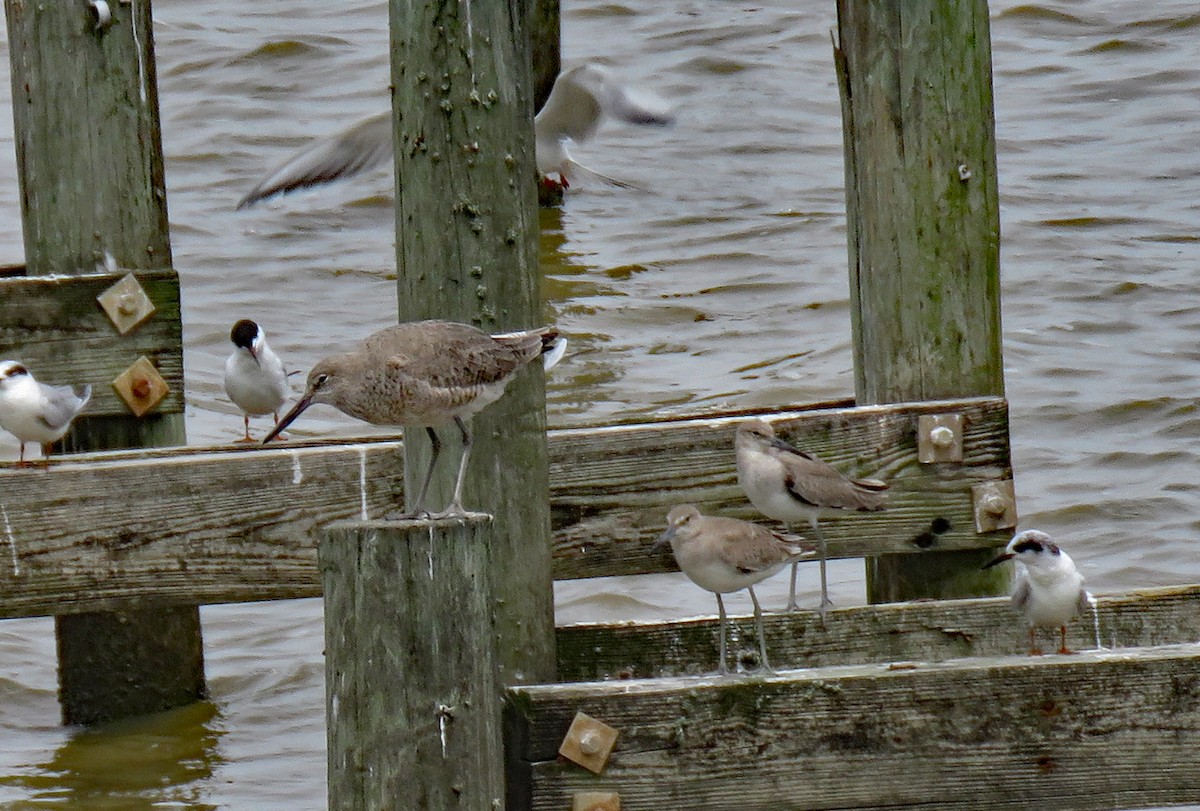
[1028,627,1043,656]
[716,593,729,675]
[16,441,31,468]
[809,515,833,621]
[1057,625,1073,655]
[401,426,442,519]
[787,556,800,612]
[748,586,773,673]
[431,416,472,518]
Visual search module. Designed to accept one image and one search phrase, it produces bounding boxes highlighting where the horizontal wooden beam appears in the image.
[550,395,1013,578]
[507,642,1200,811]
[0,269,184,416]
[0,440,403,618]
[0,397,1010,618]
[555,584,1200,681]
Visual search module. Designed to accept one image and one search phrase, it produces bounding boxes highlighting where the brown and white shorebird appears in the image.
[0,361,91,466]
[735,418,887,616]
[983,529,1092,655]
[262,320,566,518]
[655,505,815,675]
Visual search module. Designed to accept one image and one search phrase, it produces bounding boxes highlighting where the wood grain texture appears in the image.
[549,396,1013,580]
[0,398,1013,618]
[835,0,1007,602]
[323,519,504,811]
[5,0,196,723]
[0,270,184,417]
[509,644,1200,811]
[554,584,1200,681]
[0,441,404,618]
[5,0,172,275]
[390,0,554,686]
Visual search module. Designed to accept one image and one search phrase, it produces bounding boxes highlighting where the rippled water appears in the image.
[2,0,1200,807]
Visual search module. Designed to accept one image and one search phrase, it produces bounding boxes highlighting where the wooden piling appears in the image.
[322,517,504,811]
[389,0,555,684]
[5,0,202,724]
[834,0,1009,602]
[532,0,561,111]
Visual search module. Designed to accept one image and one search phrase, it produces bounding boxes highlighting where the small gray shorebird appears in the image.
[262,320,566,518]
[224,319,292,443]
[655,504,815,675]
[983,529,1091,655]
[735,418,887,616]
[236,63,673,208]
[0,361,91,466]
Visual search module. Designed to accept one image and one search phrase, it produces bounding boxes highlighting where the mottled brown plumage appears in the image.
[263,320,563,517]
[655,504,815,674]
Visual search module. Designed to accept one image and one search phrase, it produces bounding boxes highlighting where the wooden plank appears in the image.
[0,270,184,417]
[507,644,1200,811]
[554,584,1200,681]
[549,396,1013,579]
[323,518,504,810]
[835,0,1007,601]
[0,398,1013,618]
[5,0,196,724]
[0,441,404,618]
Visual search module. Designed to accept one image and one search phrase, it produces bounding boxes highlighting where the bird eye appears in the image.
[313,373,330,388]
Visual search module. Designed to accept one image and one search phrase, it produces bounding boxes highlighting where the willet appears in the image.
[236,62,674,209]
[735,418,887,617]
[983,529,1091,655]
[655,504,815,675]
[0,361,91,466]
[262,320,566,518]
[224,319,292,443]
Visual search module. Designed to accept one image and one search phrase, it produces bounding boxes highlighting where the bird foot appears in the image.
[234,436,256,444]
[383,507,431,521]
[427,503,470,520]
[1028,647,1044,656]
[817,597,834,624]
[785,599,800,612]
[1057,646,1077,655]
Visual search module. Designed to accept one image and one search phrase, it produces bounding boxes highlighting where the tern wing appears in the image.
[1010,573,1032,614]
[39,383,90,430]
[535,63,674,147]
[237,112,391,209]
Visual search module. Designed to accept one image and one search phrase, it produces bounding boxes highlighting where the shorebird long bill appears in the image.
[261,392,313,444]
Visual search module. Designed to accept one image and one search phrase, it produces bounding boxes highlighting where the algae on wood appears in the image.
[5,0,198,724]
[835,0,1008,602]
[389,0,554,684]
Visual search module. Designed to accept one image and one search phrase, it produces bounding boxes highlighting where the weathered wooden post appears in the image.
[835,0,1010,601]
[4,0,203,722]
[532,0,560,111]
[322,517,504,810]
[389,0,555,683]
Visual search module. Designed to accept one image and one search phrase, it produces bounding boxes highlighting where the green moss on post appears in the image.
[834,0,1009,601]
[5,0,201,724]
[389,0,555,684]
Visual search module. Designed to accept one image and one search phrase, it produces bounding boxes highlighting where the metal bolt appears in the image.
[982,494,1008,516]
[117,292,138,316]
[958,163,972,181]
[131,378,151,399]
[578,730,602,756]
[930,425,955,448]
